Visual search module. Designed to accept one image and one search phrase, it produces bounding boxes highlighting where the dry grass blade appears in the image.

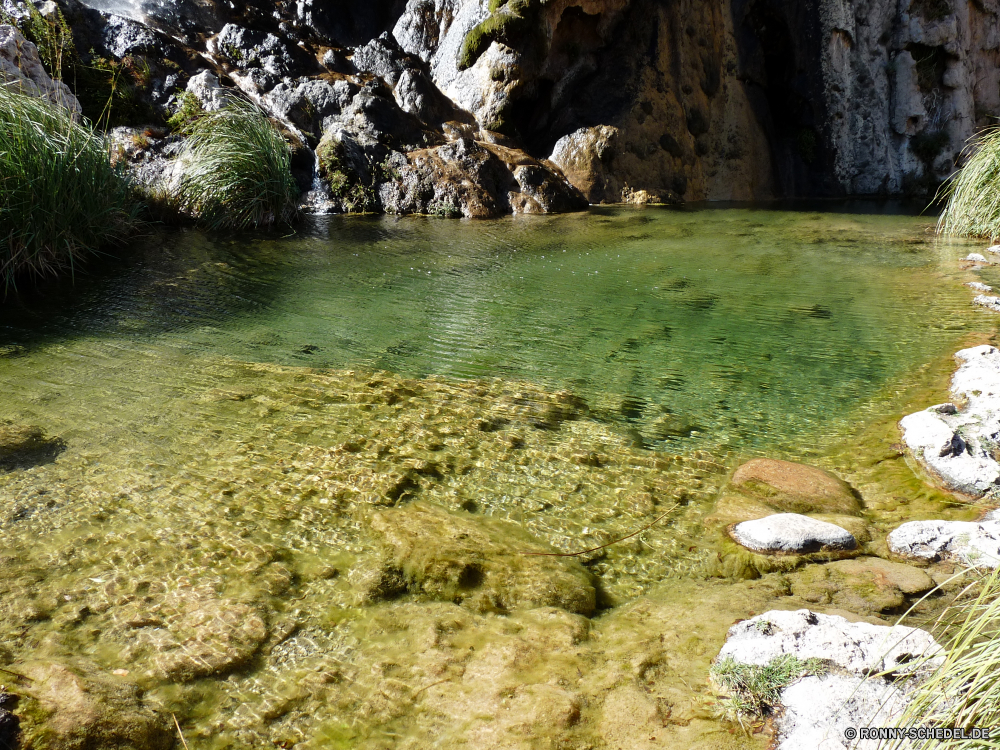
[885,566,1000,749]
[172,713,190,750]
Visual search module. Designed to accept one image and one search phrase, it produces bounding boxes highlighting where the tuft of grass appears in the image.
[710,653,827,719]
[172,98,298,230]
[0,84,141,289]
[166,91,205,134]
[937,126,1000,240]
[887,567,1000,749]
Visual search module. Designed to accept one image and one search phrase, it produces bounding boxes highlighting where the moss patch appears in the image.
[457,0,544,70]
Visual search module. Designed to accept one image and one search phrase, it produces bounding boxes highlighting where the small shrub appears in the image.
[166,91,205,133]
[172,98,299,229]
[937,125,1000,240]
[0,85,141,288]
[427,199,462,218]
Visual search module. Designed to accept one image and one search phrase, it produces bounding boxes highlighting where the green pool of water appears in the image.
[0,205,984,748]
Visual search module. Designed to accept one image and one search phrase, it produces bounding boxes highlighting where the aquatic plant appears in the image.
[172,98,299,229]
[937,126,1000,240]
[0,85,141,288]
[710,653,827,719]
[887,567,1000,749]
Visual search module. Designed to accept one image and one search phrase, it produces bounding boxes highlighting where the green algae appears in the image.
[0,206,990,748]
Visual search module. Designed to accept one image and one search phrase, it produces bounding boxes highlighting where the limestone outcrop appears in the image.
[0,25,81,114]
[55,0,1000,209]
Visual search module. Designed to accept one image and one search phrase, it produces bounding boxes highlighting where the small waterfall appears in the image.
[301,150,338,215]
[75,0,144,21]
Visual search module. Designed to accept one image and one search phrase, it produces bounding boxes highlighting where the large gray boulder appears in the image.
[0,25,81,115]
[730,513,857,554]
[900,345,1000,496]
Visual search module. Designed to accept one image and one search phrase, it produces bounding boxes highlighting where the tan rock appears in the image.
[730,458,862,515]
[18,660,171,750]
[789,557,933,616]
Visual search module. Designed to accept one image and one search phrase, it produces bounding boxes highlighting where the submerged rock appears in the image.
[116,591,270,681]
[900,345,1000,496]
[17,659,172,750]
[362,503,597,614]
[0,423,64,469]
[730,513,857,554]
[789,557,935,615]
[729,458,861,515]
[888,519,1000,568]
[714,609,942,748]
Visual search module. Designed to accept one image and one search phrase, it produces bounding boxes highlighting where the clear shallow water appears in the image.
[0,206,985,748]
[0,206,979,454]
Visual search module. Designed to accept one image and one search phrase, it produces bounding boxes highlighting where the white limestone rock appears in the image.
[730,513,857,554]
[887,519,1000,568]
[717,609,943,676]
[0,25,81,116]
[966,282,993,292]
[988,245,1000,254]
[185,70,232,112]
[974,295,1000,312]
[716,610,942,749]
[777,675,908,749]
[899,345,1000,496]
[965,253,988,262]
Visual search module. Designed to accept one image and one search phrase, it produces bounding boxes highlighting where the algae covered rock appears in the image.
[17,659,171,750]
[361,503,597,614]
[730,513,857,554]
[789,557,934,615]
[730,458,861,515]
[116,590,270,681]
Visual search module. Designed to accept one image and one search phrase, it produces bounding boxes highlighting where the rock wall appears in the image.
[63,0,1000,203]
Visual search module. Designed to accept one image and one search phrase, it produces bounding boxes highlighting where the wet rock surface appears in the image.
[729,458,862,516]
[789,557,935,615]
[364,502,597,614]
[888,518,1000,568]
[730,513,857,554]
[17,659,172,750]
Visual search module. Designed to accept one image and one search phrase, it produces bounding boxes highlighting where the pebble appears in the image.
[974,294,1000,312]
[965,253,988,262]
[966,281,993,292]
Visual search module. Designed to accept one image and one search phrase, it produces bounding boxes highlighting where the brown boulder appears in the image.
[730,458,861,515]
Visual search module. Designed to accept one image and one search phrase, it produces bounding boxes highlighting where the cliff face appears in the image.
[389,0,1000,201]
[71,0,1000,203]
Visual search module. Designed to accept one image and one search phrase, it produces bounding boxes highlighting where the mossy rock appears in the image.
[16,659,172,750]
[789,556,934,615]
[457,0,545,70]
[729,458,862,516]
[360,503,597,615]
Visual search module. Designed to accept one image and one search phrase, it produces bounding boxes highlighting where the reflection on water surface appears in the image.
[0,206,984,748]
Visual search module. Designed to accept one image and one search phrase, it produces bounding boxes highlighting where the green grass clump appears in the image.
[173,98,298,229]
[887,568,1000,749]
[937,126,1000,240]
[710,653,827,719]
[0,85,141,288]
